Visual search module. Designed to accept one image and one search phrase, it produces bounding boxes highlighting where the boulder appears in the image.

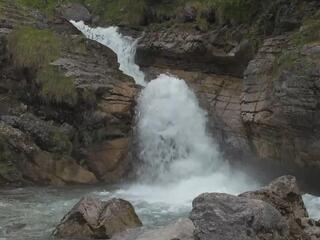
[239,175,313,239]
[54,197,142,239]
[55,3,92,23]
[190,192,289,240]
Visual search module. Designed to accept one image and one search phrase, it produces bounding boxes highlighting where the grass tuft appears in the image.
[8,26,61,69]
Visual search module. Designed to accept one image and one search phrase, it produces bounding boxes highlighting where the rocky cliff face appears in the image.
[0,0,137,185]
[136,0,320,186]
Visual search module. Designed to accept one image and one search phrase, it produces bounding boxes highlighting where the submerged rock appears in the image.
[54,197,142,239]
[136,218,194,240]
[190,192,289,240]
[111,218,194,240]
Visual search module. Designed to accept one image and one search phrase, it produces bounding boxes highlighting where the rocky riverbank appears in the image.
[53,176,320,240]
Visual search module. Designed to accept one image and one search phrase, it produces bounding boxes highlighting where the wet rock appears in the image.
[54,197,142,239]
[190,192,289,240]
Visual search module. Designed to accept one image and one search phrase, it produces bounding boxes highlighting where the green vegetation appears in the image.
[50,128,73,155]
[292,18,320,46]
[8,26,61,69]
[36,66,78,106]
[273,11,320,77]
[16,0,259,26]
[8,26,78,106]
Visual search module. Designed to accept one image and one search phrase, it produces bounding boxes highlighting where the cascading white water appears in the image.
[71,21,256,203]
[136,74,220,182]
[70,21,146,86]
[70,21,320,219]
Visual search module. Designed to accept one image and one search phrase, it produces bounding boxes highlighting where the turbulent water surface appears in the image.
[1,21,320,239]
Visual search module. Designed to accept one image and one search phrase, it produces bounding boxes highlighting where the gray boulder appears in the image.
[240,175,314,239]
[56,3,92,23]
[190,193,289,240]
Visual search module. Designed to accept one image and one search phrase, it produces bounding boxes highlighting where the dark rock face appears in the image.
[136,29,254,78]
[54,197,142,239]
[190,192,289,240]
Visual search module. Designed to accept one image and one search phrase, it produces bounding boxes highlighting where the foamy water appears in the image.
[71,21,257,205]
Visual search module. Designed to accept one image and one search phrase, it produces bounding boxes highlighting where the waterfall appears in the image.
[70,21,146,86]
[136,74,220,182]
[71,21,256,205]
